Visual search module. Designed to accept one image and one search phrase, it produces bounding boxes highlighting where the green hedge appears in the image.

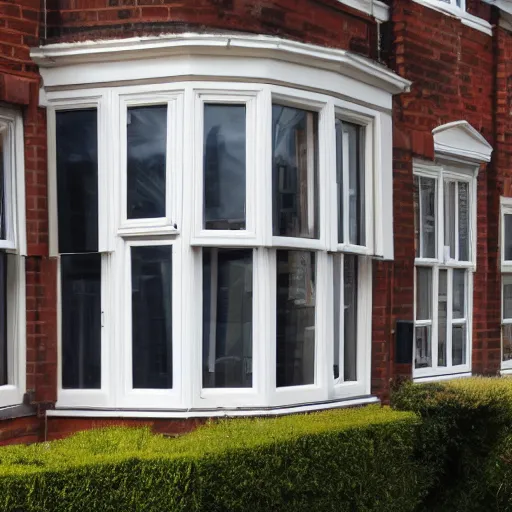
[0,405,423,512]
[392,377,512,512]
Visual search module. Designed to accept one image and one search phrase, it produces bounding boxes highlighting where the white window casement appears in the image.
[413,121,492,381]
[0,107,26,409]
[34,34,411,416]
[410,0,492,35]
[500,197,512,371]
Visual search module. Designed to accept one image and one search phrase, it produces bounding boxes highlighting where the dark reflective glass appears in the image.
[276,250,316,387]
[0,135,5,240]
[0,253,6,386]
[202,248,252,388]
[336,120,365,245]
[344,255,357,382]
[506,215,512,261]
[132,245,172,389]
[61,253,101,389]
[127,106,167,219]
[56,110,98,253]
[272,105,319,239]
[204,105,246,230]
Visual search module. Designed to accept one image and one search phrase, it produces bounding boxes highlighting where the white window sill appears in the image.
[500,367,512,375]
[413,371,472,383]
[337,0,389,22]
[411,0,492,35]
[47,395,379,419]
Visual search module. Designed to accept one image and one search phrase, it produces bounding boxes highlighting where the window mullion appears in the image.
[447,267,453,367]
[339,254,345,382]
[432,266,439,370]
[438,177,444,262]
[455,181,460,262]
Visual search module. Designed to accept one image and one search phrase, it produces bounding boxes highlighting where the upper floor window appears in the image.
[0,107,26,409]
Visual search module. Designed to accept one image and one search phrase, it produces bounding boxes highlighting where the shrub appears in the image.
[0,405,423,512]
[392,377,512,512]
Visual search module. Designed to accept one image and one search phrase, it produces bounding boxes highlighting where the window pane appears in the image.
[438,269,447,367]
[415,325,431,368]
[458,182,469,261]
[505,214,512,261]
[420,177,436,258]
[453,269,465,319]
[333,255,341,380]
[452,324,466,365]
[272,106,318,239]
[504,282,512,320]
[127,106,167,220]
[202,248,253,388]
[0,253,6,386]
[0,133,5,241]
[336,120,365,245]
[276,250,316,387]
[416,267,432,320]
[131,245,172,389]
[414,176,420,258]
[61,253,101,389]
[444,181,456,260]
[204,104,246,230]
[344,255,358,382]
[503,324,512,362]
[56,110,98,253]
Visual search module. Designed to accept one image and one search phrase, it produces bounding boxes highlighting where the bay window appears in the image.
[413,161,475,378]
[0,107,26,409]
[37,35,406,414]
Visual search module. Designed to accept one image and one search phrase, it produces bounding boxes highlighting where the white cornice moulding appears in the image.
[30,33,411,95]
[433,120,493,164]
[337,0,389,22]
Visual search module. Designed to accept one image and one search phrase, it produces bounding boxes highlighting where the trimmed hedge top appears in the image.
[0,405,423,512]
[0,406,416,474]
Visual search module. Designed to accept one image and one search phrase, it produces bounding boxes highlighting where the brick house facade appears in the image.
[0,0,510,444]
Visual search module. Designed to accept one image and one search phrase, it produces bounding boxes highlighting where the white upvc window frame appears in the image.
[191,88,260,247]
[46,79,384,412]
[501,274,512,370]
[413,160,476,380]
[501,197,512,273]
[269,89,329,252]
[117,237,183,409]
[500,197,512,370]
[0,107,26,409]
[118,90,182,238]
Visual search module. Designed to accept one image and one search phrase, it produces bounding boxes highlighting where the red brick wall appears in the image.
[0,416,41,446]
[373,0,499,394]
[44,0,378,57]
[0,1,57,415]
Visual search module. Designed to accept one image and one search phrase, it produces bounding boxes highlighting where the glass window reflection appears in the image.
[127,106,167,220]
[272,105,318,239]
[204,104,246,230]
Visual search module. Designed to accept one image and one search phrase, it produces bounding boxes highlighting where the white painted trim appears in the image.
[413,371,472,383]
[337,0,389,21]
[31,33,411,97]
[46,395,380,418]
[433,121,493,165]
[411,0,493,36]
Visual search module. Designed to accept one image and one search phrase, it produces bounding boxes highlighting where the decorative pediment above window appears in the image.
[432,120,493,165]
